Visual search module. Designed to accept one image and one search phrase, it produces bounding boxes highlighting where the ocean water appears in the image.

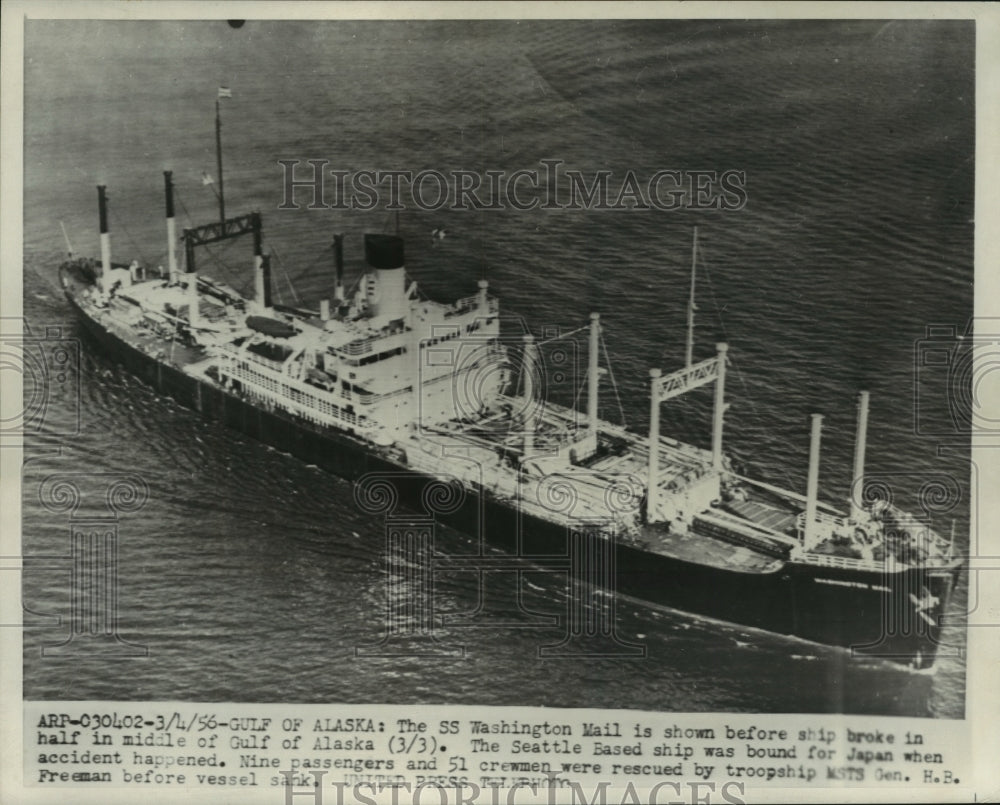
[20,19,973,718]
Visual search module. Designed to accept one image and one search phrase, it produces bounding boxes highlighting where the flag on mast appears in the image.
[218,86,232,99]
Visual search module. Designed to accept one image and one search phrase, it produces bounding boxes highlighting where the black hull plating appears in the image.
[64,284,956,669]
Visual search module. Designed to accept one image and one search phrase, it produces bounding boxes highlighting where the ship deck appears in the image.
[725,497,798,533]
[62,266,948,578]
[637,522,783,572]
[64,268,210,367]
[405,423,787,574]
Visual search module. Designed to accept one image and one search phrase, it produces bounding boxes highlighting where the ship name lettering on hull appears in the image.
[815,578,885,590]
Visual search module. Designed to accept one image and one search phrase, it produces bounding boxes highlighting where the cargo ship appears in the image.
[57,106,961,670]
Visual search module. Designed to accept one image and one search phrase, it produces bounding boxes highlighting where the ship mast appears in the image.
[711,343,728,471]
[164,171,179,283]
[179,94,269,317]
[523,334,539,455]
[685,226,698,368]
[850,390,870,523]
[215,99,226,226]
[588,313,601,426]
[803,414,823,551]
[252,218,271,312]
[97,185,111,296]
[645,229,730,523]
[334,233,346,306]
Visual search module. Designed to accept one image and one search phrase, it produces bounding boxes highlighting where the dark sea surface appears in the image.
[21,19,973,718]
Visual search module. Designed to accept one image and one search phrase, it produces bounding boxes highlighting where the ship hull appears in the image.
[61,271,958,669]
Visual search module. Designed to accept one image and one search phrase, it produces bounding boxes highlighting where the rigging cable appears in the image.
[573,365,587,413]
[283,247,330,295]
[700,242,796,489]
[537,325,588,346]
[600,330,627,428]
[268,247,303,304]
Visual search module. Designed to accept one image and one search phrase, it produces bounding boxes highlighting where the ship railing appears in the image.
[795,550,896,572]
[353,385,411,406]
[798,506,935,545]
[446,295,498,318]
[227,362,378,432]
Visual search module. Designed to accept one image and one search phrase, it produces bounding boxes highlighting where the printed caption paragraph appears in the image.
[24,703,969,802]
